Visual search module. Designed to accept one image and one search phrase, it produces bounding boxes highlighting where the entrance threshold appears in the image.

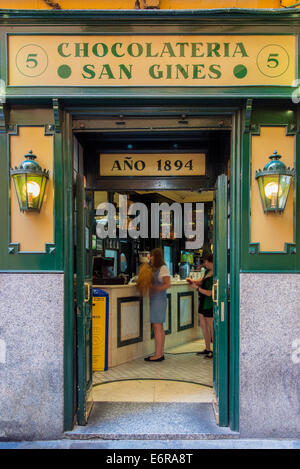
[65,402,239,440]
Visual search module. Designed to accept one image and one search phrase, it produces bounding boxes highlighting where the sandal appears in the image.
[205,351,213,359]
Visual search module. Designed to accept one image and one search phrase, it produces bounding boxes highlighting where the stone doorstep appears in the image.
[64,402,238,441]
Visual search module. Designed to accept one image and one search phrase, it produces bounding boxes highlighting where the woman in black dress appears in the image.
[188,253,214,359]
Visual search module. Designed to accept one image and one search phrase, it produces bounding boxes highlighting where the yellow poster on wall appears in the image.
[8,35,296,87]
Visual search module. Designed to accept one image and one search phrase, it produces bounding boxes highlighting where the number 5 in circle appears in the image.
[256,44,290,78]
[15,44,48,78]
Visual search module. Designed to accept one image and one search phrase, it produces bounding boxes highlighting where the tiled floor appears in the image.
[93,339,213,403]
[93,380,212,403]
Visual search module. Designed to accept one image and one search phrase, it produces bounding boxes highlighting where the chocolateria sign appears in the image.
[8,35,296,87]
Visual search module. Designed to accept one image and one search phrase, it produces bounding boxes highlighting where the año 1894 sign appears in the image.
[99,153,206,177]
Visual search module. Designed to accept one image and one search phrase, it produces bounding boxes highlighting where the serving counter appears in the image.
[94,280,200,368]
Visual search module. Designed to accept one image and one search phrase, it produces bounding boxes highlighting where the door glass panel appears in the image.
[213,174,229,427]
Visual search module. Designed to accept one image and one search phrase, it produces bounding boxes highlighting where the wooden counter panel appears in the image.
[93,282,199,367]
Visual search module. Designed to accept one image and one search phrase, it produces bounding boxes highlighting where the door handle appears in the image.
[212,279,219,304]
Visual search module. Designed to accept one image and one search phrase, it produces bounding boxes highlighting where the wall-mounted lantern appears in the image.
[10,150,49,213]
[255,150,295,213]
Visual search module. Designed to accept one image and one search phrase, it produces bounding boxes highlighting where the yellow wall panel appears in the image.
[3,1,48,8]
[10,126,54,252]
[251,126,294,252]
[1,0,283,10]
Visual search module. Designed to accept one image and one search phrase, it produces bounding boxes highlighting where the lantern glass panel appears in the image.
[258,174,282,211]
[257,176,267,212]
[262,174,281,211]
[38,175,48,211]
[22,175,43,211]
[13,173,28,211]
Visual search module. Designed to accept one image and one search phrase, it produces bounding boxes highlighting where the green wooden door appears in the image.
[212,174,229,427]
[76,174,93,425]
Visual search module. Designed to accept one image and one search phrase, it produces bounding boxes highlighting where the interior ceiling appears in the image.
[76,129,229,145]
[94,190,214,206]
[82,128,230,194]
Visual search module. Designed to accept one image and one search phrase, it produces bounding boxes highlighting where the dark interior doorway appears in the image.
[72,118,232,431]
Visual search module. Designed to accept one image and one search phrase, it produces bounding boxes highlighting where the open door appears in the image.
[76,174,93,425]
[212,174,229,427]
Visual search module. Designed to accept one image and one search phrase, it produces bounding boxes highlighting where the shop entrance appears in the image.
[70,112,235,433]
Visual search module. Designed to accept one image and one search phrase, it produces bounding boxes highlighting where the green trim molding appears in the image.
[249,242,296,255]
[63,110,75,431]
[8,242,56,255]
[229,109,242,431]
[117,296,143,348]
[2,8,300,20]
[0,115,64,271]
[241,104,300,271]
[1,10,300,101]
[2,123,63,269]
[177,291,195,332]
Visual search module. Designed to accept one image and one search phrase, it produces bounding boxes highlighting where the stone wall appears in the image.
[239,273,300,438]
[0,274,64,440]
